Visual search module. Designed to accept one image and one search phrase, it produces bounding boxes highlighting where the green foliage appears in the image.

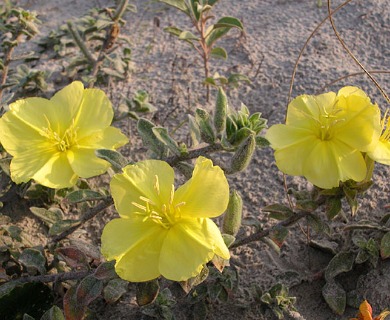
[38,1,136,85]
[0,5,44,101]
[259,284,297,319]
[159,0,245,101]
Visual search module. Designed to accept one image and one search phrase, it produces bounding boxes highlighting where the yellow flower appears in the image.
[367,109,390,165]
[101,156,230,282]
[266,87,381,189]
[0,81,128,188]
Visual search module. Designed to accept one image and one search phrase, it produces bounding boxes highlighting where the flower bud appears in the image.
[229,134,256,173]
[195,108,216,144]
[214,87,228,134]
[222,190,243,236]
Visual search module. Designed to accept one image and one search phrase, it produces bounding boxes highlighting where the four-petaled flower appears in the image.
[101,156,230,282]
[265,86,381,189]
[367,108,390,165]
[0,81,128,188]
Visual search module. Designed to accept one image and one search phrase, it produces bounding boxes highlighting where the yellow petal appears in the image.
[10,144,57,184]
[77,127,128,149]
[5,98,57,134]
[303,140,366,189]
[286,92,336,129]
[33,151,78,188]
[49,81,84,131]
[73,87,114,139]
[110,160,174,218]
[159,218,228,281]
[270,129,319,176]
[331,139,367,182]
[0,111,47,155]
[101,218,167,282]
[67,148,110,178]
[337,86,368,99]
[302,141,340,189]
[336,95,381,151]
[11,149,77,188]
[174,157,229,218]
[368,140,390,165]
[266,124,315,149]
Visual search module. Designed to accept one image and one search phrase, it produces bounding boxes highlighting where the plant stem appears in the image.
[164,142,223,167]
[0,33,23,101]
[48,196,113,245]
[230,211,310,248]
[67,21,95,65]
[113,0,129,22]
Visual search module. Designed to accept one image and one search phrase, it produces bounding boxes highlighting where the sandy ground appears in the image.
[9,0,390,319]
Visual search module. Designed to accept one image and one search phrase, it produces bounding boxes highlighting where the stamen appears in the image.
[175,201,186,208]
[139,196,156,206]
[169,185,174,205]
[154,175,160,195]
[131,201,147,211]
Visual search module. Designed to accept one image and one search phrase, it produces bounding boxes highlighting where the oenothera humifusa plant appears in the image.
[159,0,244,101]
[0,6,45,104]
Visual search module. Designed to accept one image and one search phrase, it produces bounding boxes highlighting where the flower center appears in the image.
[317,100,344,141]
[131,175,185,229]
[41,117,78,152]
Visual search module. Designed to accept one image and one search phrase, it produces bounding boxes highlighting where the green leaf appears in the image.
[214,87,228,133]
[325,252,355,281]
[325,197,342,220]
[205,27,230,47]
[295,199,318,212]
[269,225,289,248]
[307,213,331,235]
[163,26,183,37]
[255,136,270,148]
[94,261,117,281]
[214,16,244,30]
[137,118,168,157]
[40,305,65,320]
[179,30,199,41]
[76,275,103,306]
[152,127,181,156]
[158,0,189,15]
[136,280,160,306]
[380,231,390,259]
[227,73,251,87]
[65,190,104,203]
[95,149,128,171]
[49,220,80,236]
[322,281,346,315]
[188,115,201,146]
[203,77,217,87]
[210,47,227,60]
[19,248,46,275]
[103,278,128,304]
[30,207,63,227]
[262,204,294,220]
[195,108,216,144]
